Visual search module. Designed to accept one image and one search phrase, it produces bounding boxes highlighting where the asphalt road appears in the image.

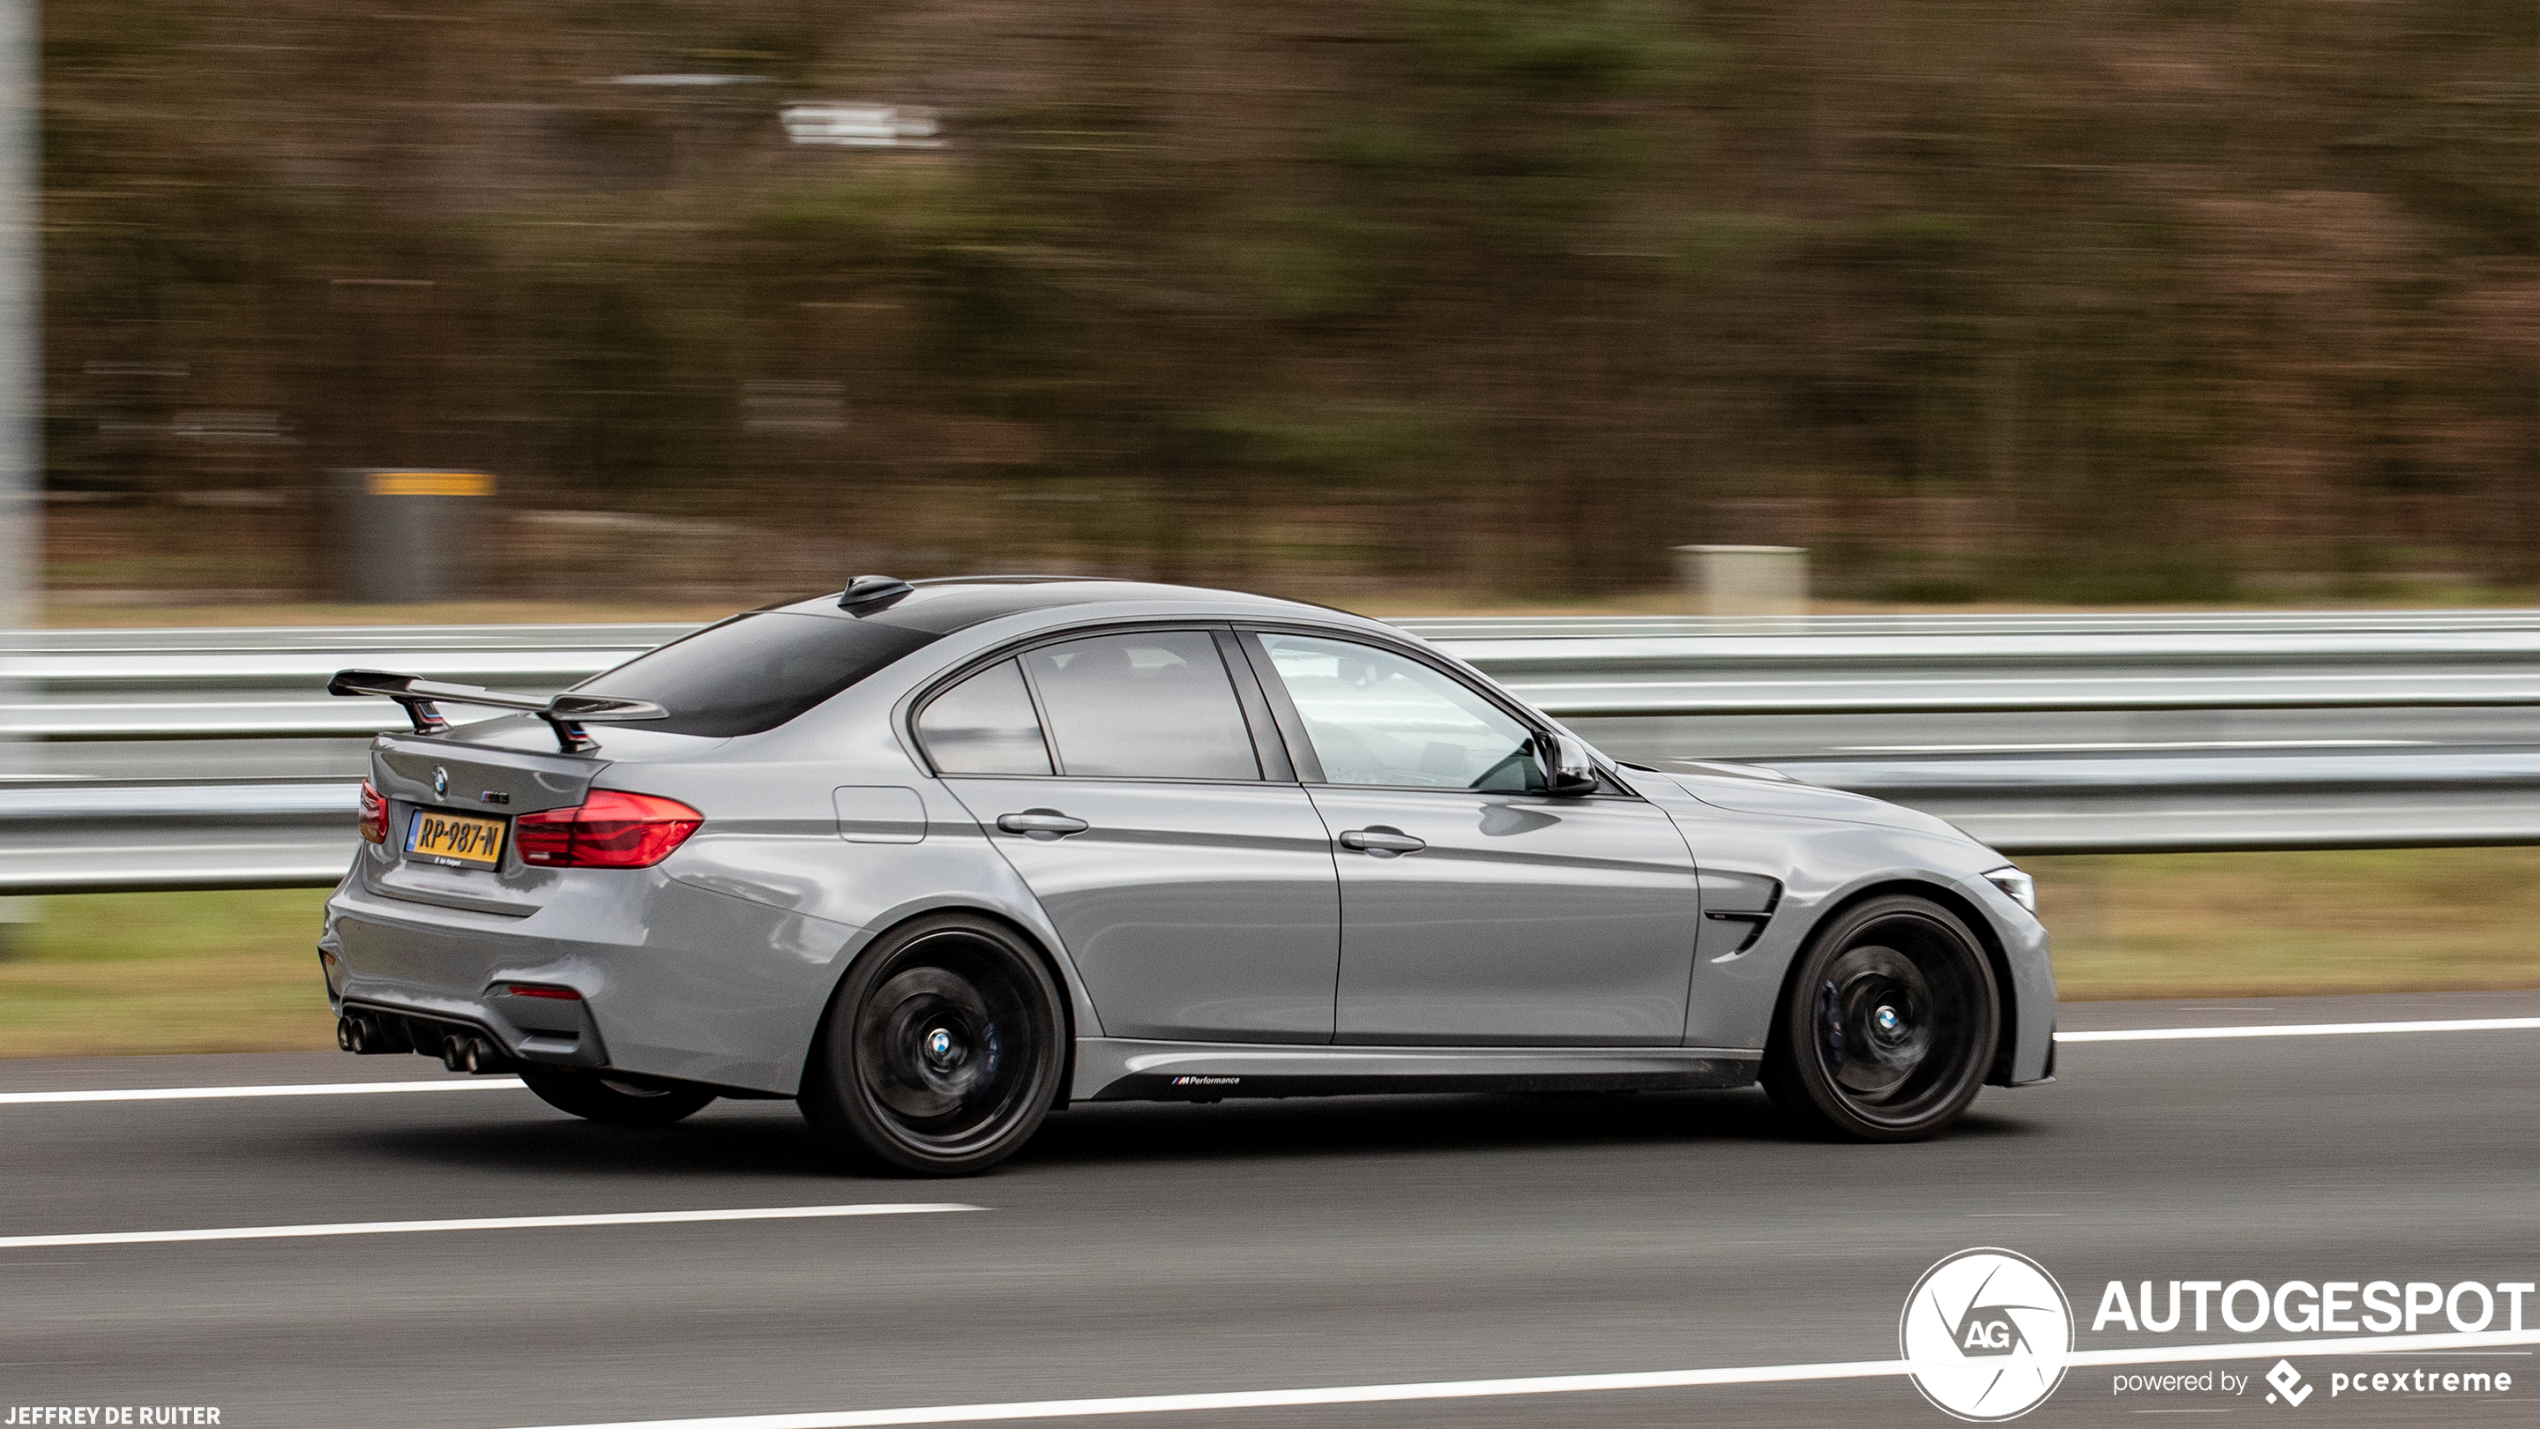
[4,990,2537,1429]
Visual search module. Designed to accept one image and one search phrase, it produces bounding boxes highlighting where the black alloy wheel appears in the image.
[519,1067,717,1125]
[1762,894,2000,1141]
[800,912,1066,1176]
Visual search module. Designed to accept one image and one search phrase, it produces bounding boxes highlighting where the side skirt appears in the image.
[1075,1039,1763,1103]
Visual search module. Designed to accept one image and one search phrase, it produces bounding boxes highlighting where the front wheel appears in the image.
[520,1067,717,1126]
[799,913,1067,1177]
[1762,895,1999,1141]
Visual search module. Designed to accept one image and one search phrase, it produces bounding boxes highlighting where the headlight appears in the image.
[1982,866,2038,916]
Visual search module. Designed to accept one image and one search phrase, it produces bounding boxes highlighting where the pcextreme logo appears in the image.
[2264,1359,2314,1406]
[1900,1248,2076,1421]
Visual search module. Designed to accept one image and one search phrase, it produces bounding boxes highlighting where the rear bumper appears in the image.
[321,866,860,1096]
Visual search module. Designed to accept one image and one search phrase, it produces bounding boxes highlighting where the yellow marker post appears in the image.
[367,471,498,498]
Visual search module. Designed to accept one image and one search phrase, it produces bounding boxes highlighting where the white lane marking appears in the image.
[0,1077,525,1105]
[0,1203,979,1250]
[1971,804,2540,824]
[9,1015,2540,1105]
[2059,1016,2540,1043]
[1523,672,2540,690]
[1828,740,2427,754]
[500,1329,2540,1429]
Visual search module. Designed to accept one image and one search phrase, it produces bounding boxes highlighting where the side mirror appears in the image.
[1543,733,1600,797]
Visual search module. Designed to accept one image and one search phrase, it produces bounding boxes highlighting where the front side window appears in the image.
[917,659,1052,775]
[1257,632,1544,791]
[1021,631,1261,781]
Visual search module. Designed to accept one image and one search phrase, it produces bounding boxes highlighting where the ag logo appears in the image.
[1957,1307,2027,1356]
[1900,1248,2073,1421]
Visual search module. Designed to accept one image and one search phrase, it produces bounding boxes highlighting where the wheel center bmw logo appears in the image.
[432,766,449,796]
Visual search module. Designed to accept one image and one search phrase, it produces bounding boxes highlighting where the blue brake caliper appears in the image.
[1817,980,1845,1070]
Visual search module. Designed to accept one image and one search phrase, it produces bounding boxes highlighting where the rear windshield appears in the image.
[572,612,941,737]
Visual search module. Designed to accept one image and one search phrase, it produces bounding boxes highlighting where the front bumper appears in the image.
[1955,869,2058,1086]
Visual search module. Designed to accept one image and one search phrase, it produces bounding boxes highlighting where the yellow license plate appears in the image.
[405,809,508,867]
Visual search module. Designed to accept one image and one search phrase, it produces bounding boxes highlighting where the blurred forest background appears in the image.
[35,0,2540,607]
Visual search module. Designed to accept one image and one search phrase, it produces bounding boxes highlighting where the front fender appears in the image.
[1645,770,2047,1081]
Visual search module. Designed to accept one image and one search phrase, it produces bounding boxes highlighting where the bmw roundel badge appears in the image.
[433,766,449,797]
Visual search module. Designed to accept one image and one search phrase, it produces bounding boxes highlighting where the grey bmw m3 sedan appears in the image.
[318,576,2055,1175]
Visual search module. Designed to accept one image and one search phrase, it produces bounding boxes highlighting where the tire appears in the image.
[520,1067,717,1126]
[799,912,1067,1177]
[1762,894,2000,1142]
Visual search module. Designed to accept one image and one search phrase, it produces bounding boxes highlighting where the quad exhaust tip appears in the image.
[439,1031,506,1075]
[336,1011,413,1056]
[337,1011,510,1074]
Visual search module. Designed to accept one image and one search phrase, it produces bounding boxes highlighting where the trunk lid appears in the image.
[364,722,606,915]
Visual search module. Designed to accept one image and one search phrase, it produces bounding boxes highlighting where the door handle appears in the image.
[996,809,1089,839]
[1339,827,1426,855]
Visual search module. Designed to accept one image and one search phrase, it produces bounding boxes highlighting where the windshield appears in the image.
[572,611,940,737]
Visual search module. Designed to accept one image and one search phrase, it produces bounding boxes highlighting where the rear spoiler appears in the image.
[327,670,667,754]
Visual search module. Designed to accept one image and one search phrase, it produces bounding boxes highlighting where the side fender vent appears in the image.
[1699,872,1784,962]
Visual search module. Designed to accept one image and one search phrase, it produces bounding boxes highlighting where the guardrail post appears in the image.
[0,0,39,952]
[1675,544,1808,625]
[326,469,498,602]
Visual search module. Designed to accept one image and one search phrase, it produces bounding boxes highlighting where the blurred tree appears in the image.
[35,0,2540,603]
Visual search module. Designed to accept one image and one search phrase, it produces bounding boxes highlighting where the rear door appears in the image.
[1244,629,1701,1047]
[919,628,1342,1044]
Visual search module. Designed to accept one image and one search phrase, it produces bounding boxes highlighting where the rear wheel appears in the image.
[800,913,1066,1177]
[520,1068,716,1126]
[1762,894,1999,1142]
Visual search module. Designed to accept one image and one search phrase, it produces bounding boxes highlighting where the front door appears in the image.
[918,629,1341,1044]
[1247,630,1701,1046]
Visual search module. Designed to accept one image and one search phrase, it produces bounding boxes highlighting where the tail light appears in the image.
[357,780,388,844]
[515,790,703,869]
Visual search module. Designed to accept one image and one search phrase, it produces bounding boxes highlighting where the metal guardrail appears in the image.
[18,615,2540,738]
[1398,609,2540,639]
[4,624,687,741]
[0,781,358,893]
[6,610,2540,892]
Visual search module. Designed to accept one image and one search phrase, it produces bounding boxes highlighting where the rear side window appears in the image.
[917,659,1053,775]
[1022,631,1261,781]
[572,612,939,737]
